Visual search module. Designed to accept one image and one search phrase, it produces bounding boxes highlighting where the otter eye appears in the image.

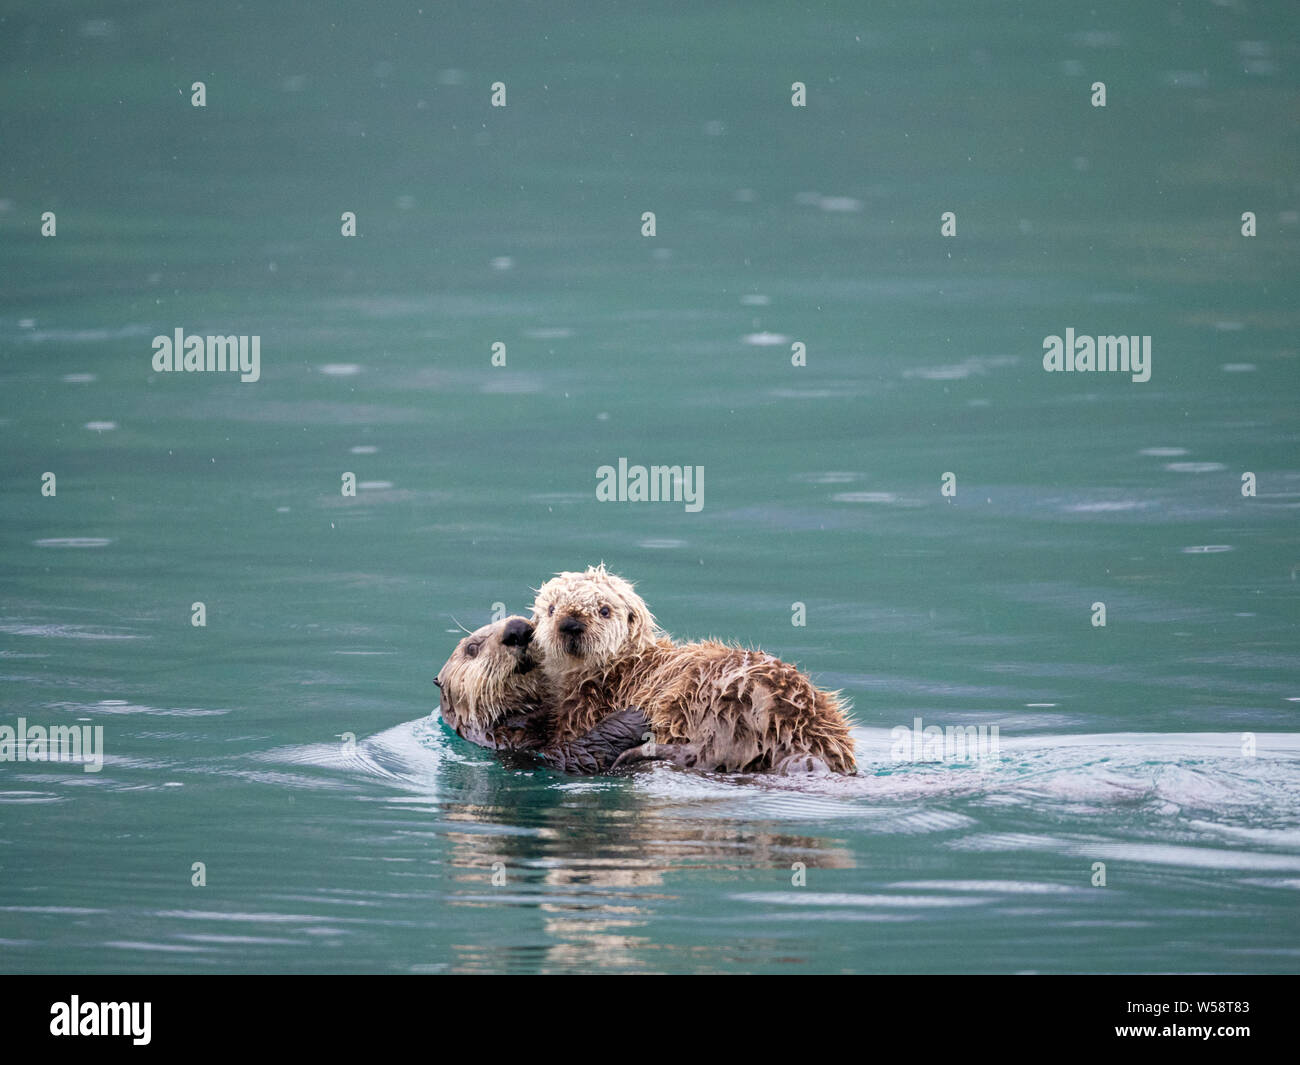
[465,643,479,658]
[548,605,555,617]
[599,606,611,618]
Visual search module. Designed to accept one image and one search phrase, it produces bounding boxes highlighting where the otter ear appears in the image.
[625,602,655,645]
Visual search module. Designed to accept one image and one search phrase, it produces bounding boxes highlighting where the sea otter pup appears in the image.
[531,565,858,775]
[435,615,649,773]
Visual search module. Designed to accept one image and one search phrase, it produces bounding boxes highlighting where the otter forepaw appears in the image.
[609,741,700,773]
[774,752,834,776]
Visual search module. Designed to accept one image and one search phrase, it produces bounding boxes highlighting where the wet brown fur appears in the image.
[533,565,857,775]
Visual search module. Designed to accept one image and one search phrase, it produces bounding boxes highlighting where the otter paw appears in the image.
[774,752,834,776]
[609,741,699,773]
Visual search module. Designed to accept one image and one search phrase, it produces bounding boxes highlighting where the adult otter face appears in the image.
[434,616,546,734]
[531,564,658,677]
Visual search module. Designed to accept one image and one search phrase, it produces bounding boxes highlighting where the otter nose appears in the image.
[501,617,534,648]
[558,615,586,637]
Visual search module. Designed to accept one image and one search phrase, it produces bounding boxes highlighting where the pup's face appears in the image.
[434,616,545,732]
[531,565,657,677]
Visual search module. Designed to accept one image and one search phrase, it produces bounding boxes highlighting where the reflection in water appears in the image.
[385,725,855,971]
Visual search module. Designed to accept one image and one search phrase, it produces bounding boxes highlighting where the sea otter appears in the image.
[531,565,858,775]
[434,615,649,773]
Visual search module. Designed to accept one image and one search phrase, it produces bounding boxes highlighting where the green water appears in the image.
[2,0,1298,973]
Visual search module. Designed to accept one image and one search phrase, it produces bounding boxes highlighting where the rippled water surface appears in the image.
[1,0,1298,972]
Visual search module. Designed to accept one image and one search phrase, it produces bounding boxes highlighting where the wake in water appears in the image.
[228,720,1300,912]
[268,717,1300,835]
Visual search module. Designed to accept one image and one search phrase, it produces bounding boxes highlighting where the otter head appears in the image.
[531,564,658,680]
[434,616,546,734]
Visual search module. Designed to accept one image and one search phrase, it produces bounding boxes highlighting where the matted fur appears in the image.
[532,565,857,774]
